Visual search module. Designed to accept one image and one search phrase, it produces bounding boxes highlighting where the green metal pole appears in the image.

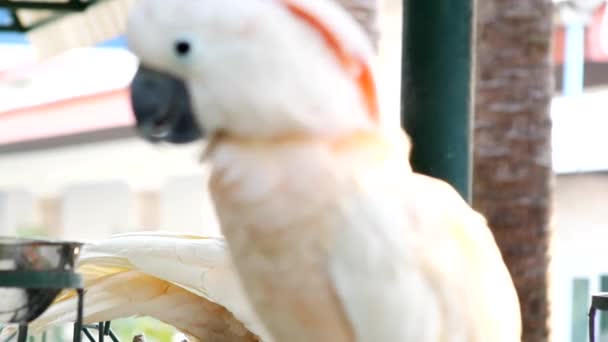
[401,0,475,203]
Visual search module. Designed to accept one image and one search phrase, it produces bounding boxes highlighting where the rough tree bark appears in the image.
[474,1,554,341]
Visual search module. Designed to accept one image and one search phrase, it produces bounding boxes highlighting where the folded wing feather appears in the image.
[28,232,270,342]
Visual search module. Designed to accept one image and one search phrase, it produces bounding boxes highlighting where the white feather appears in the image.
[127,0,377,139]
[328,172,522,341]
[29,232,271,341]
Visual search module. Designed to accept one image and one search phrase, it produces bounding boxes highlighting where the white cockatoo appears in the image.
[127,0,522,341]
[25,232,270,342]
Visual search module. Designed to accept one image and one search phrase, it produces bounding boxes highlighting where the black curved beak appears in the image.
[130,65,203,144]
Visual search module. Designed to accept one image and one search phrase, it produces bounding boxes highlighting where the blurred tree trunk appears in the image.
[474,1,554,341]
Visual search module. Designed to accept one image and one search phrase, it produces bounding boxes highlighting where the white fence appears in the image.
[0,175,220,240]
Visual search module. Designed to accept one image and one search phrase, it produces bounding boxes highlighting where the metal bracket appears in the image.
[0,0,101,32]
[0,271,83,289]
[81,321,120,342]
[12,287,85,342]
[589,293,608,342]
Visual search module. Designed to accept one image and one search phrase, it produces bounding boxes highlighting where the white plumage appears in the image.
[124,0,523,340]
[28,232,270,341]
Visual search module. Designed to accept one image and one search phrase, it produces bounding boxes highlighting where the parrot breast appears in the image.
[206,132,409,342]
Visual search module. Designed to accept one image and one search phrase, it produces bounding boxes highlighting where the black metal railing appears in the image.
[81,322,120,342]
[0,0,101,32]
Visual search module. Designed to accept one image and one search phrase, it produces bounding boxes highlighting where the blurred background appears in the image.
[0,0,607,341]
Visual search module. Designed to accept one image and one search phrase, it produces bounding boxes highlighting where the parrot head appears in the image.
[128,0,379,143]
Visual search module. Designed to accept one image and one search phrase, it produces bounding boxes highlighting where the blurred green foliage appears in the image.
[111,317,178,342]
[15,225,51,239]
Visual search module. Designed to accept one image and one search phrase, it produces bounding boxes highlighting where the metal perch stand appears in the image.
[0,238,84,342]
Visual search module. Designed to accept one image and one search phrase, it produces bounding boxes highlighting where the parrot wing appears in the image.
[30,232,270,341]
[327,171,521,342]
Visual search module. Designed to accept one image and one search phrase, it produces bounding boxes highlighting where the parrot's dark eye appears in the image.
[174,40,191,56]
